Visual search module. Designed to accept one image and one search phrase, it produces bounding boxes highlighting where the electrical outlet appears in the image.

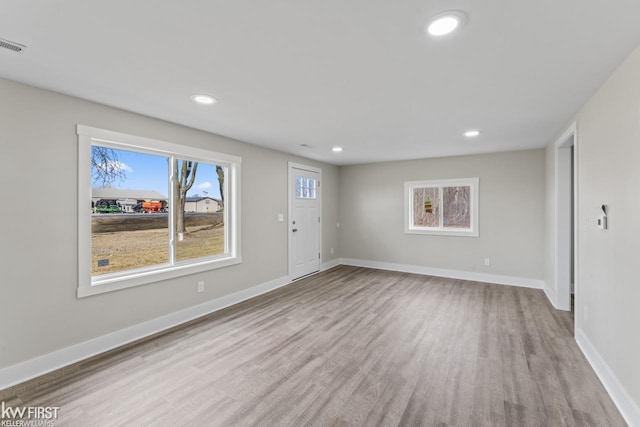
[484,258,491,267]
[197,281,205,293]
[336,222,340,228]
[330,248,334,254]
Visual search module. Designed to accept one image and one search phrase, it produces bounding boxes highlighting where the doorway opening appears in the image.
[555,122,578,314]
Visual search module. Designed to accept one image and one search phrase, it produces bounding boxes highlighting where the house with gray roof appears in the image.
[184,196,221,213]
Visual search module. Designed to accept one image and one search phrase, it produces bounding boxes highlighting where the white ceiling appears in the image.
[2,1,640,165]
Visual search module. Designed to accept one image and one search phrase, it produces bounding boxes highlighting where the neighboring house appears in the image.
[184,196,221,213]
[91,188,167,212]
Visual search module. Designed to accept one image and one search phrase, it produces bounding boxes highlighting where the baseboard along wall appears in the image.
[0,274,292,391]
[340,258,545,289]
[576,328,640,427]
[0,258,544,391]
[2,256,637,427]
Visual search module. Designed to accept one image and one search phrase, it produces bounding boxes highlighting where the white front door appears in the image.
[288,163,321,280]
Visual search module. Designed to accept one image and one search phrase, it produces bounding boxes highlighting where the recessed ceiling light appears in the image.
[190,94,217,105]
[464,130,481,138]
[426,11,467,36]
[332,146,343,153]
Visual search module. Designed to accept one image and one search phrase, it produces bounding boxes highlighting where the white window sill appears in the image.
[77,256,242,298]
[405,229,479,237]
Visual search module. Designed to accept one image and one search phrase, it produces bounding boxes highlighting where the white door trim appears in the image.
[554,121,578,313]
[288,162,322,280]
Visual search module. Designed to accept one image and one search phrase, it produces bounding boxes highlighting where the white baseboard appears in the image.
[320,258,340,272]
[0,275,291,392]
[4,259,634,427]
[575,328,640,427]
[543,281,557,307]
[340,258,545,289]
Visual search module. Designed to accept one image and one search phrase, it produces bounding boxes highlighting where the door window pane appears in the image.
[296,176,317,199]
[296,177,303,198]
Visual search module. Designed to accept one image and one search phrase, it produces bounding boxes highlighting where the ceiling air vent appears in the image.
[0,37,26,54]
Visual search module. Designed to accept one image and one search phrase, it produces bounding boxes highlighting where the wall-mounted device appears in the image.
[597,204,608,230]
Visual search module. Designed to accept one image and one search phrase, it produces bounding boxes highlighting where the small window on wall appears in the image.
[404,178,479,237]
[78,125,241,298]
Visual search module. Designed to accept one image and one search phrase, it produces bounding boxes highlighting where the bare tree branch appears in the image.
[91,146,126,187]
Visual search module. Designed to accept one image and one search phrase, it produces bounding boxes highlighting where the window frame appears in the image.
[404,177,479,237]
[77,125,241,298]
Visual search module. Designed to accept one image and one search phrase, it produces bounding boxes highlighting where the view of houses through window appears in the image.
[91,146,226,276]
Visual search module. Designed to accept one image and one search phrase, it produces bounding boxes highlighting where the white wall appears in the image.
[338,150,545,282]
[546,44,640,422]
[0,77,339,370]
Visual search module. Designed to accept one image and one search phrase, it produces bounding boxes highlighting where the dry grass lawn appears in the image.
[92,222,224,275]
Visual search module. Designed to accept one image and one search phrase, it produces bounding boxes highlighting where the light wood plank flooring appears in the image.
[1,266,626,426]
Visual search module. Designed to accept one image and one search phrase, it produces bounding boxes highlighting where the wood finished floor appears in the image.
[1,266,626,426]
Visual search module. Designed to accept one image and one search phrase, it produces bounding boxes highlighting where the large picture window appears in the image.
[78,125,241,297]
[404,178,479,237]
